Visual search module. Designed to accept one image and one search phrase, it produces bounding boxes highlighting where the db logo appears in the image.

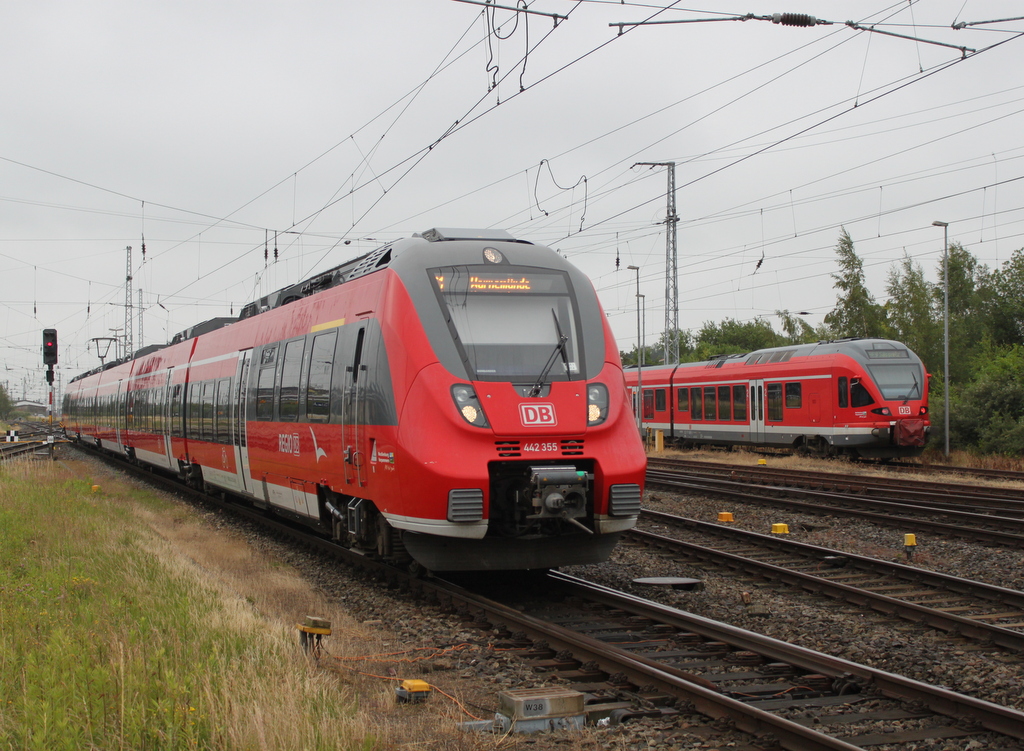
[520,403,557,426]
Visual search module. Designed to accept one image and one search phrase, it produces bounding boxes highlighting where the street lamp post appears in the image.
[932,220,950,458]
[627,265,642,431]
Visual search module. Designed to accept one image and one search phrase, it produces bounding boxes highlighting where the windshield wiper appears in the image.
[529,309,571,397]
[903,369,922,404]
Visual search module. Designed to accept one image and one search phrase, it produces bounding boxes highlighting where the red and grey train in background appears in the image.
[63,229,646,571]
[624,338,930,459]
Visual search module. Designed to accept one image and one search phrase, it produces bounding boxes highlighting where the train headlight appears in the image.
[587,383,608,425]
[451,384,490,427]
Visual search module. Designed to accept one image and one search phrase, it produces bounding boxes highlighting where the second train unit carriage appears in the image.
[624,338,929,459]
[63,229,646,571]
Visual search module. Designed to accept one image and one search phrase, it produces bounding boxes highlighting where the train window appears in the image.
[154,384,164,434]
[171,384,183,437]
[703,386,716,421]
[838,376,849,408]
[785,382,802,408]
[186,383,200,438]
[690,387,702,419]
[866,364,924,401]
[677,388,689,412]
[306,331,336,423]
[257,365,276,421]
[717,385,730,420]
[732,385,747,421]
[643,389,655,419]
[215,379,231,444]
[279,339,304,422]
[429,266,582,382]
[655,389,666,412]
[766,383,783,421]
[201,381,215,441]
[850,378,875,408]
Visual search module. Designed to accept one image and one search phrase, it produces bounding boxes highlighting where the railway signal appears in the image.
[43,329,58,385]
[43,329,58,365]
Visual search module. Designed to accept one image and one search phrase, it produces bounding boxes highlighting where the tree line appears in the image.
[620,228,1024,456]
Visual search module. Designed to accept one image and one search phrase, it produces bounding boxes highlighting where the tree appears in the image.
[885,253,940,372]
[692,318,782,361]
[0,383,13,421]
[775,310,818,345]
[823,228,889,339]
[939,242,989,388]
[978,247,1024,348]
[950,345,1024,455]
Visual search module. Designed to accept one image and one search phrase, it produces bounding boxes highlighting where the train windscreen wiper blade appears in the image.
[529,309,570,397]
[903,370,922,404]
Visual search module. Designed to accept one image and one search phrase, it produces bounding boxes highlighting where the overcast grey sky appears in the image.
[3,1,1022,402]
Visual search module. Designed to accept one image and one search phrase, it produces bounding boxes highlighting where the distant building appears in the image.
[15,400,48,417]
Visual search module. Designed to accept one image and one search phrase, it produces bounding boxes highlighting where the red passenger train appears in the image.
[624,338,930,459]
[63,229,646,571]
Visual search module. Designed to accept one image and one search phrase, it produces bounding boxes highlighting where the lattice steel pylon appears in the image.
[635,161,679,364]
[124,245,133,360]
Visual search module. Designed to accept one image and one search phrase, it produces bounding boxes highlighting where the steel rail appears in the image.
[545,572,1024,742]
[633,510,1024,652]
[648,457,1024,505]
[646,469,1024,547]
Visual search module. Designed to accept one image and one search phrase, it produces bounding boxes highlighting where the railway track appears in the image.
[649,457,1024,505]
[631,509,1024,652]
[645,463,1024,548]
[64,442,1024,750]
[0,421,63,460]
[890,461,1024,485]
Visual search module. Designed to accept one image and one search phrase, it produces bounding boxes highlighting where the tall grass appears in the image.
[0,459,379,751]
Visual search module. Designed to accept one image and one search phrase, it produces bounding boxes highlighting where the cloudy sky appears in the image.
[3,1,1022,402]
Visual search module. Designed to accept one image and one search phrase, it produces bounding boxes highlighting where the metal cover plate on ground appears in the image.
[633,577,704,591]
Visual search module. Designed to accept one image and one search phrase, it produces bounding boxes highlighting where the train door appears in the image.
[749,379,765,443]
[234,349,255,497]
[342,324,368,487]
[160,369,174,470]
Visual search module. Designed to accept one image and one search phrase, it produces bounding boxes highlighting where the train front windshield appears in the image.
[431,266,582,382]
[866,363,925,401]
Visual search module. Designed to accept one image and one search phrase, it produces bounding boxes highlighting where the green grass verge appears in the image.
[0,460,374,751]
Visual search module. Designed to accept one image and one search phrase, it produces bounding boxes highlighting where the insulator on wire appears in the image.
[773,12,817,26]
